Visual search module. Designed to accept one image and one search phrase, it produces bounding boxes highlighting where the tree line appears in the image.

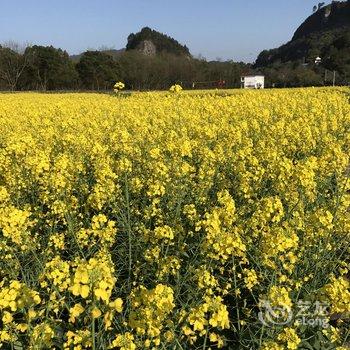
[0,42,251,91]
[0,41,347,92]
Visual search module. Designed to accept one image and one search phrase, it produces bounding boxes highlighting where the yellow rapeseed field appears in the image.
[0,88,349,349]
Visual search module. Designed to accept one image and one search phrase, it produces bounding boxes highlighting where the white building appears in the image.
[241,75,265,89]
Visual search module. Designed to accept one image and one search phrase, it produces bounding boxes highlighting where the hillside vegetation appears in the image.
[126,27,190,56]
[255,1,350,85]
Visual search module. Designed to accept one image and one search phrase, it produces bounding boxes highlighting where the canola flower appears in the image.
[114,81,125,93]
[169,83,183,92]
[0,87,349,349]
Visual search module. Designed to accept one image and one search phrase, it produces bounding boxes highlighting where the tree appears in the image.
[0,43,30,91]
[318,2,325,10]
[76,51,120,90]
[23,45,78,90]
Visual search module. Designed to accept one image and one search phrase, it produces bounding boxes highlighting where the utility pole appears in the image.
[332,71,336,87]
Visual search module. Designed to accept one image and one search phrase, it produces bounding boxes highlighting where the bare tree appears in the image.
[0,41,31,91]
[98,45,116,51]
[2,40,30,54]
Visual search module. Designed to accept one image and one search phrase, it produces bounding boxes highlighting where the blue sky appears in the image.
[0,0,331,62]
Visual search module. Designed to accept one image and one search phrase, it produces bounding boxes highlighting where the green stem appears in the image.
[92,318,96,350]
[202,324,209,350]
[124,174,132,291]
[232,256,241,333]
[259,324,265,348]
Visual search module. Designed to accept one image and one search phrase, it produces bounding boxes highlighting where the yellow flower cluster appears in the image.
[262,327,301,350]
[111,332,136,350]
[0,281,41,346]
[114,82,125,92]
[243,268,259,291]
[41,255,71,291]
[70,253,116,302]
[0,281,41,312]
[265,285,293,311]
[182,295,230,347]
[169,84,183,93]
[64,329,92,350]
[30,323,55,349]
[0,87,349,348]
[0,206,33,249]
[201,190,246,263]
[324,276,350,314]
[129,284,175,347]
[76,214,116,247]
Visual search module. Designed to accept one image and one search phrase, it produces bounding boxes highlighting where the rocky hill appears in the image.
[126,27,190,56]
[255,1,350,70]
[70,27,190,61]
[293,1,350,40]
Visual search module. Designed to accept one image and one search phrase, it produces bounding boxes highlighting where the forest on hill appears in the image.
[255,1,350,86]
